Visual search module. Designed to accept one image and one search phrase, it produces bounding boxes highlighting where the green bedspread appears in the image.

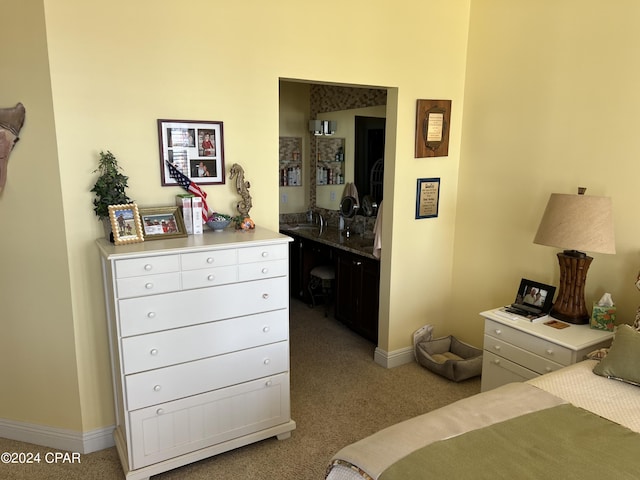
[379,404,640,480]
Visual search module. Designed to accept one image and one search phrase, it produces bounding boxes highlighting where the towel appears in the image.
[342,182,360,206]
[372,201,383,259]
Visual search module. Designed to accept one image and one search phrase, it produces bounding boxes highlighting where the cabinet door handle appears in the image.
[153,385,161,392]
[262,293,270,299]
[144,264,152,271]
[150,349,158,356]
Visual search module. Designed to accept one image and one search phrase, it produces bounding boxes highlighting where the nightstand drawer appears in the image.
[484,319,573,365]
[238,259,288,281]
[483,334,564,375]
[181,265,238,289]
[481,351,537,391]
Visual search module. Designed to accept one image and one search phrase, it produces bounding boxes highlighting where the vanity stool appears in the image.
[308,265,335,317]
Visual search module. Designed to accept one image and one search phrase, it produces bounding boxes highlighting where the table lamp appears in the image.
[533,188,615,324]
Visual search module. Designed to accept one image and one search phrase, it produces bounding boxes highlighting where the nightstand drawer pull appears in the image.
[492,358,501,365]
[150,349,158,356]
[147,312,156,319]
[262,268,269,274]
[153,385,161,392]
[261,251,269,258]
[145,283,154,290]
[265,380,273,387]
[207,274,215,281]
[263,326,270,333]
[263,358,271,365]
[207,257,214,264]
[493,345,501,351]
[144,264,152,271]
[494,329,502,335]
[262,293,270,299]
[156,408,164,415]
[546,349,554,355]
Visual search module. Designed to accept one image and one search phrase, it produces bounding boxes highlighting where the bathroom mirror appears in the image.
[340,196,359,219]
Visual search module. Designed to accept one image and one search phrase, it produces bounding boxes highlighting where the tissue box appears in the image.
[590,302,616,331]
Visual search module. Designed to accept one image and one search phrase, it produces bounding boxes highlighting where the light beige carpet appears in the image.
[0,298,480,479]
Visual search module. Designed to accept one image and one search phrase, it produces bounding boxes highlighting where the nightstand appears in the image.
[480,308,614,392]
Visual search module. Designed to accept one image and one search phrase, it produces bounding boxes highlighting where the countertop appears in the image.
[279,224,378,260]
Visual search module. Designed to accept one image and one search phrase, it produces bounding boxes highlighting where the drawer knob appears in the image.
[261,251,269,258]
[545,367,553,372]
[493,345,501,351]
[156,408,164,415]
[153,385,161,392]
[546,349,554,355]
[144,264,152,271]
[262,293,270,300]
[262,268,268,274]
[150,349,158,356]
[265,380,273,387]
[207,274,215,281]
[263,326,270,333]
[147,312,156,319]
[145,282,154,290]
[207,257,214,264]
[263,358,271,365]
[495,329,502,335]
[493,358,500,365]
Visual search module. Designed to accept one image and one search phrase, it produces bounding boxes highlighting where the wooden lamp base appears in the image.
[549,251,592,324]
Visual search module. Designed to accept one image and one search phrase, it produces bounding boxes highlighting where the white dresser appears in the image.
[97,227,296,480]
[480,308,614,392]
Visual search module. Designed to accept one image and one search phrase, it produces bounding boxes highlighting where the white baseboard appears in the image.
[374,346,414,368]
[0,418,115,453]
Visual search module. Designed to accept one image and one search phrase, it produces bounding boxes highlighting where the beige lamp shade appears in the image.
[533,193,616,255]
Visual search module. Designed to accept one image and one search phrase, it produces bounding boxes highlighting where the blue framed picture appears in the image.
[415,178,440,219]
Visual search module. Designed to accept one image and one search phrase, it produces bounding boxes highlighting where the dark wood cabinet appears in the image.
[284,232,333,304]
[335,250,379,344]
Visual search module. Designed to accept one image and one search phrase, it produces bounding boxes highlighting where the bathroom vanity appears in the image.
[280,224,379,343]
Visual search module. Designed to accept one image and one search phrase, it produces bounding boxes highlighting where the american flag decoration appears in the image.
[165,161,210,222]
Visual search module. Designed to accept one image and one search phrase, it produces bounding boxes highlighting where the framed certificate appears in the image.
[415,178,440,219]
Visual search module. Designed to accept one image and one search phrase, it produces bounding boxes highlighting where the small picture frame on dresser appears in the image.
[108,204,145,246]
[138,205,188,241]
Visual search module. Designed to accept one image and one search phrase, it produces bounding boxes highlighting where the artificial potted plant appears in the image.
[91,150,133,241]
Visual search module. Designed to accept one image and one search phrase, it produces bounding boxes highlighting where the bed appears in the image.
[325,324,640,480]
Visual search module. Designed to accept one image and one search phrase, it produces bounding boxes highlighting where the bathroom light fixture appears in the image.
[309,119,336,136]
[533,188,615,324]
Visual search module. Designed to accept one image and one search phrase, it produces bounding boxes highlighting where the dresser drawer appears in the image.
[114,255,180,279]
[238,244,288,264]
[116,272,181,299]
[125,341,289,410]
[121,310,289,374]
[238,259,288,282]
[128,372,290,469]
[181,249,237,270]
[118,276,289,336]
[181,265,238,289]
[483,334,564,376]
[484,319,573,365]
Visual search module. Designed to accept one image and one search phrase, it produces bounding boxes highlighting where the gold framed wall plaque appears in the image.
[415,99,451,158]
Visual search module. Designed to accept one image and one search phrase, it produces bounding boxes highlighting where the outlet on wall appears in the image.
[282,193,288,204]
[330,191,336,201]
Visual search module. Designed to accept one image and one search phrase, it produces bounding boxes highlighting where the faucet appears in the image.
[317,212,325,235]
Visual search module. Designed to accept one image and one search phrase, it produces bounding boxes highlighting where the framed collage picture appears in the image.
[158,119,225,185]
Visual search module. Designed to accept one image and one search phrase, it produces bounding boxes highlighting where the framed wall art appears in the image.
[108,204,145,245]
[158,119,225,185]
[138,206,188,241]
[415,100,451,158]
[415,178,440,219]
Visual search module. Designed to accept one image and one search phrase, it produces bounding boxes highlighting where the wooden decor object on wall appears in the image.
[415,99,451,158]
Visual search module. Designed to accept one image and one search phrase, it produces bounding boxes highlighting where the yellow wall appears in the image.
[451,0,640,346]
[0,0,82,429]
[0,0,471,432]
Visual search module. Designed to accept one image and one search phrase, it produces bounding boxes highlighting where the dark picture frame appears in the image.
[415,99,451,158]
[108,204,144,245]
[158,119,225,185]
[138,206,188,241]
[415,178,440,219]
